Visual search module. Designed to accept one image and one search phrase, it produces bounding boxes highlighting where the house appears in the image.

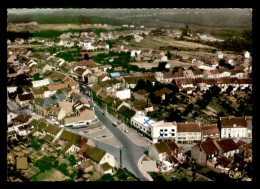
[62,142,81,155]
[149,121,178,143]
[15,93,32,107]
[78,143,115,170]
[201,124,220,142]
[122,75,157,89]
[98,74,110,82]
[12,114,31,125]
[64,108,97,127]
[154,72,164,82]
[176,122,201,144]
[183,70,195,79]
[217,51,224,59]
[172,72,185,80]
[43,124,64,142]
[215,138,239,158]
[148,141,185,172]
[14,38,25,44]
[191,139,220,165]
[58,101,74,116]
[17,124,32,136]
[99,65,112,72]
[31,87,45,99]
[218,117,248,139]
[7,111,17,125]
[32,78,50,88]
[163,72,175,83]
[244,51,250,59]
[236,141,252,163]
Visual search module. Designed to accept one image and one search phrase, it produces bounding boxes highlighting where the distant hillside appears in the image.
[7,8,252,30]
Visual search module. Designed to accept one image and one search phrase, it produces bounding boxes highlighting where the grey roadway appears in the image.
[76,82,150,181]
[7,100,31,115]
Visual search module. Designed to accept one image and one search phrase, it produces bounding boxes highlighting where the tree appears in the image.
[100,174,114,181]
[209,85,221,97]
[68,155,76,166]
[226,85,234,96]
[58,163,68,176]
[157,62,167,72]
[134,79,146,92]
[149,92,161,104]
[33,73,40,81]
[8,92,17,100]
[16,86,23,95]
[84,53,90,60]
[181,25,191,37]
[167,109,182,122]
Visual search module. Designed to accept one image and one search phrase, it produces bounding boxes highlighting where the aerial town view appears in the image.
[6,8,253,182]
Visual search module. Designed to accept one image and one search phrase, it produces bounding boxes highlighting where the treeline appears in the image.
[8,14,123,26]
[159,45,216,53]
[7,28,109,41]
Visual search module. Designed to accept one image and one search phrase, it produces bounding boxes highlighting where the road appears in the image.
[73,83,150,181]
[7,100,32,115]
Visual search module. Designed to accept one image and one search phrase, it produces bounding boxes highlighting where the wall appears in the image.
[99,152,115,167]
[191,144,207,165]
[148,144,159,161]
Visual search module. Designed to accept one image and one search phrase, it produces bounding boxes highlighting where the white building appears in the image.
[176,122,202,144]
[115,89,131,100]
[131,114,177,143]
[131,50,142,57]
[244,51,250,58]
[219,117,248,139]
[32,79,50,88]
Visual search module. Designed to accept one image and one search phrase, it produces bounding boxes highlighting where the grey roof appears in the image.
[37,93,66,108]
[72,94,81,102]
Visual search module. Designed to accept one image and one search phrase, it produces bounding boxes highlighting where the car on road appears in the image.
[83,130,88,133]
[112,122,117,127]
[124,129,129,133]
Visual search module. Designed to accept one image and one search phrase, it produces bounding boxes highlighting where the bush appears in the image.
[100,174,114,181]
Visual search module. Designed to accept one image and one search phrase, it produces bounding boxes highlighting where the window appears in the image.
[164,129,168,132]
[160,129,163,132]
[164,134,168,136]
[171,129,175,132]
[171,133,175,137]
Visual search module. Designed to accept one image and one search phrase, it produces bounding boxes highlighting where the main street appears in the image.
[73,82,150,181]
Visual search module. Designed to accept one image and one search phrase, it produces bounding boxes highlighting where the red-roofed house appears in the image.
[191,139,219,165]
[176,122,201,144]
[201,124,220,141]
[148,141,185,172]
[218,117,248,139]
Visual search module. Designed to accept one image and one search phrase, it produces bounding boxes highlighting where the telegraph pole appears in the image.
[120,149,122,167]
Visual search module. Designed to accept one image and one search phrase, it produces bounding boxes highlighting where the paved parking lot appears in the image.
[66,122,122,148]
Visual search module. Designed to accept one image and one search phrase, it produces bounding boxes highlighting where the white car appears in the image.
[124,129,129,133]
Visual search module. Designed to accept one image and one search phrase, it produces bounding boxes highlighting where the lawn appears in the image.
[149,167,193,181]
[35,168,69,181]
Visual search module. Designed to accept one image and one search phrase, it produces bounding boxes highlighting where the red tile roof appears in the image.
[18,94,32,101]
[219,117,247,128]
[201,124,219,136]
[216,138,239,153]
[200,140,219,155]
[177,122,201,132]
[218,156,233,166]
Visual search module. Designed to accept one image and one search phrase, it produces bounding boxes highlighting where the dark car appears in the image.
[112,122,117,127]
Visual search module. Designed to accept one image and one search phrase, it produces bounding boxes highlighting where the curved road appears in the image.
[92,102,149,181]
[78,83,149,181]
